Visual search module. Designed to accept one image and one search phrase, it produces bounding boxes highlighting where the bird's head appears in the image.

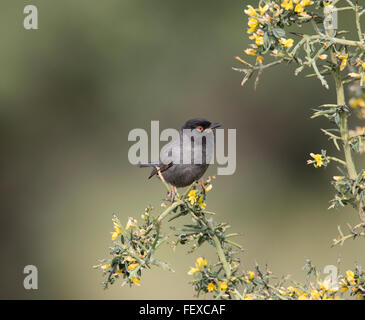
[180,118,221,133]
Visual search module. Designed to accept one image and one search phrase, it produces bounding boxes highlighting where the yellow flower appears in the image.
[124,256,136,262]
[257,56,264,64]
[131,277,140,285]
[301,0,314,6]
[244,294,254,300]
[248,271,255,280]
[310,153,323,168]
[319,279,331,291]
[255,36,264,46]
[111,223,121,240]
[273,6,283,17]
[279,288,287,296]
[196,257,208,268]
[259,5,269,15]
[257,29,265,36]
[198,196,206,209]
[188,190,197,205]
[281,0,294,11]
[244,5,258,17]
[295,3,304,13]
[188,267,200,275]
[247,17,259,34]
[297,11,309,17]
[341,286,348,292]
[114,270,124,276]
[188,257,208,275]
[207,283,217,292]
[279,38,294,48]
[204,184,213,192]
[101,263,110,270]
[311,289,321,300]
[128,263,139,271]
[338,54,348,71]
[346,270,355,284]
[350,96,365,108]
[244,48,257,56]
[319,54,328,60]
[348,73,362,79]
[161,202,170,209]
[356,60,365,70]
[218,281,228,291]
[125,217,137,231]
[297,289,305,296]
[271,49,284,57]
[298,294,309,300]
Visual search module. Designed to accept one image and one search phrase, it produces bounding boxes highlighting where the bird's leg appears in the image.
[173,186,180,200]
[169,185,176,203]
[156,166,179,203]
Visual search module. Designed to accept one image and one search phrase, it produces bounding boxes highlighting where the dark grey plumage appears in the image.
[138,118,221,188]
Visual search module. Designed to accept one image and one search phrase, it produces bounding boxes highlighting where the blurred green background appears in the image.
[1,0,364,299]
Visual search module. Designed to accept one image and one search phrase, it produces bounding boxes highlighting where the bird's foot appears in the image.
[167,186,181,203]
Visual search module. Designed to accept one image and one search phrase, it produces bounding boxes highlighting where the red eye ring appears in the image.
[196,126,204,132]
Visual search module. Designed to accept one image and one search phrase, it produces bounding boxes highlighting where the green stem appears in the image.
[355,2,364,44]
[327,156,346,166]
[330,52,357,179]
[186,207,233,279]
[328,3,365,221]
[156,200,184,224]
[326,36,365,48]
[212,234,231,279]
[333,76,365,220]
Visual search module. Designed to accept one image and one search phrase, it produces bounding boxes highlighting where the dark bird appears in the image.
[138,118,221,194]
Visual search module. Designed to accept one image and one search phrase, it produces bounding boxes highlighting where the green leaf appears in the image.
[272,28,286,39]
[152,259,175,272]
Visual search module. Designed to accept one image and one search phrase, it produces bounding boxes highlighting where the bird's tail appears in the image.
[137,162,159,168]
[137,162,159,179]
[137,162,173,179]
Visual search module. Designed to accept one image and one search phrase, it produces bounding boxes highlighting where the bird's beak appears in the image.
[209,122,222,129]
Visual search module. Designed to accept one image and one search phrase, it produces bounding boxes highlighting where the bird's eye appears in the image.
[196,126,204,132]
